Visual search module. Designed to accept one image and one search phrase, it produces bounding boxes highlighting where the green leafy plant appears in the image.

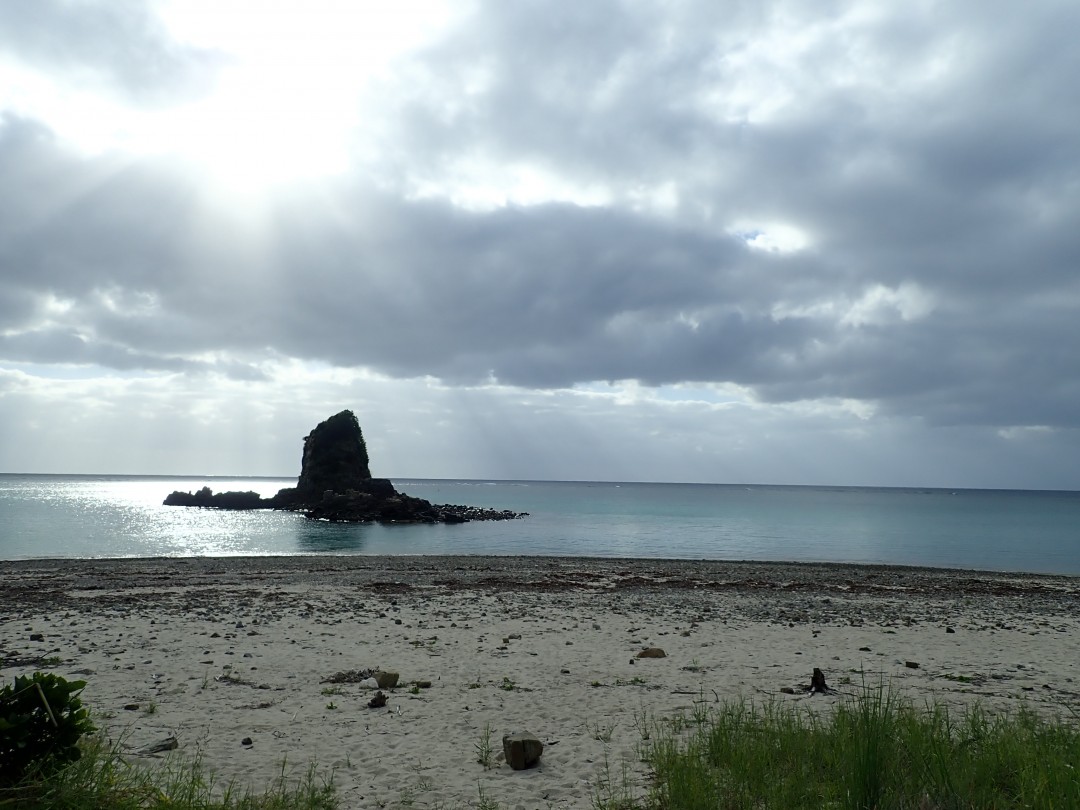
[0,671,96,785]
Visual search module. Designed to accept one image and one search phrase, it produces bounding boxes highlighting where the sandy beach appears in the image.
[2,556,1079,808]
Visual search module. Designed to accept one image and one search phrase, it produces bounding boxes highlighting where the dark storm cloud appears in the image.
[0,0,222,103]
[2,0,1080,436]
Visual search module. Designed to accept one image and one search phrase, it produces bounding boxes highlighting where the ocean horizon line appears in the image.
[1,471,1078,496]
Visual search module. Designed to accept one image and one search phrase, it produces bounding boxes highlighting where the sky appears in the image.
[1,0,1078,489]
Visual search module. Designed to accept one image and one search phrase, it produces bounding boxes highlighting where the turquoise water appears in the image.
[0,475,1078,574]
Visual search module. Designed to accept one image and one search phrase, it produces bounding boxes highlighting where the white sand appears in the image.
[3,556,1079,808]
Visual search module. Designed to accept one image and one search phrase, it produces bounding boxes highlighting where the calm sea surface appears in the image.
[1,475,1078,574]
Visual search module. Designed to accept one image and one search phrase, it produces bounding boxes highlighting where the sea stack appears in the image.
[295,410,372,495]
[164,410,526,524]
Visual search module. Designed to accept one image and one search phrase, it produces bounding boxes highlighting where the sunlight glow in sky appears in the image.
[0,0,1078,488]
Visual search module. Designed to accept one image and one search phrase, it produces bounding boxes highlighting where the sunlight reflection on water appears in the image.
[1,476,1078,574]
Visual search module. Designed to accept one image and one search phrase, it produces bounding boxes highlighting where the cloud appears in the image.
[1,1,1079,483]
[0,0,222,104]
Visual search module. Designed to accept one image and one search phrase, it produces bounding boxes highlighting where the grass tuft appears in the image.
[596,683,1080,809]
[0,734,338,809]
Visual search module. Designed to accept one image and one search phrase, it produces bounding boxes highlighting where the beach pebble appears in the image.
[241,737,253,746]
[359,677,379,689]
[29,633,44,641]
[905,661,920,669]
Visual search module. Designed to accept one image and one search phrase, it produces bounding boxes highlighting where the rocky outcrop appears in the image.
[297,410,372,495]
[163,410,526,524]
[163,487,263,509]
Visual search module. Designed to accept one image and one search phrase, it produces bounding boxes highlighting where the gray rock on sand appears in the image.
[503,732,544,770]
[375,670,400,689]
[636,647,667,659]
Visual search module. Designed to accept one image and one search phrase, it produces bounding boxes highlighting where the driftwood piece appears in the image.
[137,735,179,756]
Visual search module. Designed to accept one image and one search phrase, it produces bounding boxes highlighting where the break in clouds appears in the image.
[1,0,1079,483]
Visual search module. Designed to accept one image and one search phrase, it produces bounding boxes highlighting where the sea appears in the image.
[0,475,1078,575]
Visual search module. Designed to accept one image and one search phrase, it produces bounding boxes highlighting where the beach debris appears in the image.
[636,647,667,659]
[368,690,388,709]
[322,668,376,684]
[138,735,178,756]
[946,626,956,633]
[810,667,829,693]
[503,731,544,770]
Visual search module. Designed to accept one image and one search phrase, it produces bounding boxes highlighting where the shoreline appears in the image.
[3,556,1079,808]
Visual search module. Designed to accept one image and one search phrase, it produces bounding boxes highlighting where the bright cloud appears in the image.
[1,0,1079,488]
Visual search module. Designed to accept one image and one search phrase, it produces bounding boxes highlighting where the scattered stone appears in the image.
[359,677,379,689]
[946,626,956,634]
[780,686,796,694]
[368,691,388,709]
[905,661,920,669]
[859,646,871,652]
[636,648,666,659]
[123,703,140,711]
[241,737,253,746]
[411,680,432,689]
[374,670,399,690]
[29,633,44,642]
[503,732,544,770]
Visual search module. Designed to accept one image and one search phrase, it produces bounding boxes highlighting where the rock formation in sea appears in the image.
[164,410,525,524]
